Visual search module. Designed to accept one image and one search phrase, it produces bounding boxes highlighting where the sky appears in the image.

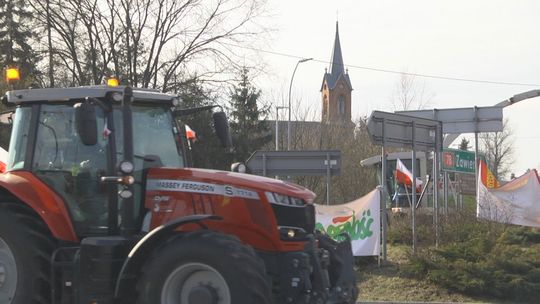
[242,0,540,177]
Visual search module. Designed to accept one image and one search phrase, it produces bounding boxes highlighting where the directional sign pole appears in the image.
[381,118,388,262]
[326,153,331,205]
[411,122,417,255]
[433,150,439,248]
[474,106,480,208]
[444,172,449,215]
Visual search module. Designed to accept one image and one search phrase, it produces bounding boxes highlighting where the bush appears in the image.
[406,224,540,302]
[386,212,434,245]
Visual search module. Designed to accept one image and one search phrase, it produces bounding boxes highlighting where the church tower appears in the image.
[320,22,353,123]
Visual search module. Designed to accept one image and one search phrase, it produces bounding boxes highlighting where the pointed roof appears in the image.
[320,22,352,91]
[330,22,345,77]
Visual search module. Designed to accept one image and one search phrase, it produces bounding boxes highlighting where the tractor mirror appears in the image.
[74,102,98,146]
[212,111,233,148]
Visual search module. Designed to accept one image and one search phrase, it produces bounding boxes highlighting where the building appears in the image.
[321,22,353,125]
[271,22,355,151]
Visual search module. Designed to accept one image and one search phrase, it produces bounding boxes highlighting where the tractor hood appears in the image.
[146,167,316,203]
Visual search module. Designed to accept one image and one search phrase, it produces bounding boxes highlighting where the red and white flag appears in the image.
[185,125,197,141]
[0,147,8,173]
[395,158,423,191]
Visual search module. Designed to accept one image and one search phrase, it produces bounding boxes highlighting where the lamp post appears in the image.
[275,106,288,150]
[287,57,313,150]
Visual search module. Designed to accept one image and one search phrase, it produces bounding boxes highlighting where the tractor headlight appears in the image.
[278,226,307,241]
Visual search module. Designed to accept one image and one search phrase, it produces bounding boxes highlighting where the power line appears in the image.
[223,42,540,87]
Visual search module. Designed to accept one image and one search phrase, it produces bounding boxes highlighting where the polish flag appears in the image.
[395,158,423,191]
[0,147,8,173]
[185,125,197,141]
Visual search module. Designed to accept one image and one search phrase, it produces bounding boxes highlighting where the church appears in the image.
[321,22,353,125]
[272,22,354,150]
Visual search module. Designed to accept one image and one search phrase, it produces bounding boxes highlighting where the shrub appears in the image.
[406,224,540,301]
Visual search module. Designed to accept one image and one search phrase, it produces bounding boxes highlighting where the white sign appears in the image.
[315,189,381,256]
[146,179,260,200]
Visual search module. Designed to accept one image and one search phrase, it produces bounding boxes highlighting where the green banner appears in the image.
[442,148,475,174]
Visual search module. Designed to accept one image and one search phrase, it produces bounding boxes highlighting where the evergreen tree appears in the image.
[459,137,470,150]
[176,78,230,170]
[228,67,271,163]
[0,0,40,90]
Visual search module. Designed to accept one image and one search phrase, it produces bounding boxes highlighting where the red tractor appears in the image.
[0,83,357,304]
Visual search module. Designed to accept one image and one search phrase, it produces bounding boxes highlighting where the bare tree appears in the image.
[29,0,268,89]
[390,72,435,111]
[480,119,514,180]
[268,104,379,204]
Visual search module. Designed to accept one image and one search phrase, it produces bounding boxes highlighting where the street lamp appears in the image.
[287,57,313,150]
[275,106,288,150]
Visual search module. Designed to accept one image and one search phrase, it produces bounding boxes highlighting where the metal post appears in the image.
[381,147,388,262]
[275,107,279,151]
[326,153,331,205]
[444,171,448,215]
[287,58,312,150]
[275,106,287,151]
[262,153,267,177]
[433,150,439,248]
[474,106,480,207]
[411,122,417,254]
[380,118,388,262]
[380,118,388,261]
[432,111,440,247]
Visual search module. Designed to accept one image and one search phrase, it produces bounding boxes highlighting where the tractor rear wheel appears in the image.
[0,202,55,304]
[135,230,272,304]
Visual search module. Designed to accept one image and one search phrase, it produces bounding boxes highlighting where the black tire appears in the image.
[0,201,56,304]
[135,230,272,304]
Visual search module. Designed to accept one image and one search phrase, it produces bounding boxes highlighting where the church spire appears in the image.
[329,21,345,77]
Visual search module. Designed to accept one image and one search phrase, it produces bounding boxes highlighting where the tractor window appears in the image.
[32,104,109,235]
[114,105,183,169]
[7,107,32,170]
[113,105,183,224]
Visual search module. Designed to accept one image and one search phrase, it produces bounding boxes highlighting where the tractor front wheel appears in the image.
[0,202,55,304]
[135,230,272,304]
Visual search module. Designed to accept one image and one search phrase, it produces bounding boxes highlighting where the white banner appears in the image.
[315,189,380,256]
[477,169,540,228]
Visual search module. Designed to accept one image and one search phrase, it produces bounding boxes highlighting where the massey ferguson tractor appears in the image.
[0,80,357,303]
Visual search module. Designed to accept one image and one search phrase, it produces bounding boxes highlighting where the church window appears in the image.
[323,95,328,116]
[338,95,345,115]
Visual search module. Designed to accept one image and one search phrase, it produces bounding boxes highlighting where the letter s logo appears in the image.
[224,186,234,196]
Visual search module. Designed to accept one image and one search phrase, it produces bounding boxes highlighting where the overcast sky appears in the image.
[244,0,540,177]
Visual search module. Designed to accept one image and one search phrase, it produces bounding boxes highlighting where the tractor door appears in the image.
[32,104,112,236]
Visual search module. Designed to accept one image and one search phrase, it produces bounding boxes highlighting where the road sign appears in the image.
[245,150,341,176]
[366,110,442,151]
[396,106,503,134]
[441,148,475,174]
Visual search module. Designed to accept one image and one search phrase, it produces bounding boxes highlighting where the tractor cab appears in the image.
[4,86,188,236]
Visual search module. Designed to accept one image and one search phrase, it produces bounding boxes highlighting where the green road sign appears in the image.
[442,148,475,174]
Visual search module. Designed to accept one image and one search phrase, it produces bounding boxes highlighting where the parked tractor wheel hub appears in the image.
[188,285,219,303]
[162,262,230,304]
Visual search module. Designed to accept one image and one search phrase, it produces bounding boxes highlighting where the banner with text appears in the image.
[315,189,380,256]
